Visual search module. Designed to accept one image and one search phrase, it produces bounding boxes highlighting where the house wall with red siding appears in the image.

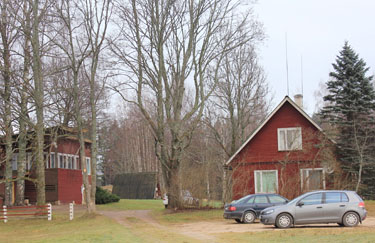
[231,101,324,200]
[58,169,83,204]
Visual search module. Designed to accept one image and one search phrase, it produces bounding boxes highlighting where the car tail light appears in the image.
[358,202,365,208]
[229,206,236,211]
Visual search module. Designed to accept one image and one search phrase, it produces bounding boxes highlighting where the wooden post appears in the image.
[47,203,52,221]
[69,202,74,220]
[3,205,7,223]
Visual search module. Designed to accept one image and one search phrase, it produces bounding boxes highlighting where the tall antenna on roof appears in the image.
[285,33,289,96]
[301,55,304,96]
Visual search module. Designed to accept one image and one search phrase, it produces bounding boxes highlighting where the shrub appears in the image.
[96,187,120,204]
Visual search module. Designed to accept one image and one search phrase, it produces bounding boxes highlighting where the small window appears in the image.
[341,193,349,202]
[325,192,341,203]
[86,157,91,175]
[237,195,252,204]
[246,197,255,204]
[301,168,325,191]
[300,193,323,205]
[268,195,287,203]
[68,156,73,169]
[12,154,18,170]
[59,154,64,168]
[254,170,278,193]
[278,127,302,151]
[50,153,56,168]
[254,195,268,204]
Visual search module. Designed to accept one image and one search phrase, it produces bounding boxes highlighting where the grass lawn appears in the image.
[1,200,374,242]
[217,227,375,243]
[0,213,141,243]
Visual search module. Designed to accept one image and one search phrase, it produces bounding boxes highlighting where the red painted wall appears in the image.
[231,101,324,200]
[58,169,83,204]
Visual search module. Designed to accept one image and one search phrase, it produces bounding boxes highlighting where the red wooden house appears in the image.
[225,96,335,200]
[0,126,92,205]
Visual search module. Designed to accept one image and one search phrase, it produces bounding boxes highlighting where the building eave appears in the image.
[225,96,324,166]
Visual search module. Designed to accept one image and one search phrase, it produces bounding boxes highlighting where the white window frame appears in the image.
[67,155,73,169]
[44,152,48,169]
[277,127,302,151]
[12,154,18,170]
[57,153,80,170]
[86,157,91,175]
[50,152,56,169]
[26,152,32,171]
[74,155,79,170]
[254,170,278,193]
[300,168,326,191]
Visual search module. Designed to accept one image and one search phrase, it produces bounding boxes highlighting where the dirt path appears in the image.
[99,210,216,241]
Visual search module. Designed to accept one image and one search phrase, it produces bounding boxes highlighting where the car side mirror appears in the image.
[297,202,304,207]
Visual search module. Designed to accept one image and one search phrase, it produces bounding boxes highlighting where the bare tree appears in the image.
[0,0,18,206]
[207,42,269,157]
[49,0,94,211]
[110,0,257,208]
[205,37,269,202]
[81,0,112,212]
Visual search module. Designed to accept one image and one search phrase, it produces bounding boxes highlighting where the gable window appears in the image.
[277,127,302,151]
[301,168,325,191]
[254,170,278,193]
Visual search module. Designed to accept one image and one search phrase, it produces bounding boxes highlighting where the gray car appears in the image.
[260,190,367,228]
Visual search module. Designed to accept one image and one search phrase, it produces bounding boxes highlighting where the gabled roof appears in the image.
[225,96,324,166]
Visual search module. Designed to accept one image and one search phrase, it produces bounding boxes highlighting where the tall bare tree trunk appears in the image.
[16,0,32,206]
[0,1,14,206]
[31,0,45,205]
[73,70,92,212]
[89,70,97,212]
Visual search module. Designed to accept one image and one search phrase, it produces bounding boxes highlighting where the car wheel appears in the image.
[343,212,359,227]
[235,219,243,223]
[276,213,293,228]
[243,211,256,223]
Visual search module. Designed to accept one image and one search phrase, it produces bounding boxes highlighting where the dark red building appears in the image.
[0,127,92,205]
[226,96,335,200]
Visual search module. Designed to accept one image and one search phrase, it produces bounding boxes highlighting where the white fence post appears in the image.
[47,203,52,221]
[69,202,74,220]
[3,205,7,223]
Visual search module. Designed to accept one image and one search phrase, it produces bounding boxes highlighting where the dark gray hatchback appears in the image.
[223,193,288,223]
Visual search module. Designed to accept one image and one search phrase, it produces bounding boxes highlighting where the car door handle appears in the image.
[316,206,323,209]
[339,205,346,207]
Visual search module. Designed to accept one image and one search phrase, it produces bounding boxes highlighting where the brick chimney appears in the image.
[294,94,303,109]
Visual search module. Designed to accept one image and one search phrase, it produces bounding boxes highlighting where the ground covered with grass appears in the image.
[1,200,374,242]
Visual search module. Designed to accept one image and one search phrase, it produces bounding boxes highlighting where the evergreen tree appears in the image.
[321,41,375,198]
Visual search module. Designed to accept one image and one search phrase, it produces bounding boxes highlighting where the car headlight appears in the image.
[262,209,274,215]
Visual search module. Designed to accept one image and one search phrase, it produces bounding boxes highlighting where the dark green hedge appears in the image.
[95,187,120,204]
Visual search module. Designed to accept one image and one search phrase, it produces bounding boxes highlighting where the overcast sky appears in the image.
[253,0,375,115]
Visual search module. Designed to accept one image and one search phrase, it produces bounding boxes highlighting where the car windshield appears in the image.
[287,193,307,205]
[235,195,253,204]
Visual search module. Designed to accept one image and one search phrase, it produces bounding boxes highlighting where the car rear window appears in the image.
[254,195,268,203]
[325,192,349,203]
[325,192,341,203]
[341,193,349,202]
[236,195,253,204]
[268,195,287,203]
